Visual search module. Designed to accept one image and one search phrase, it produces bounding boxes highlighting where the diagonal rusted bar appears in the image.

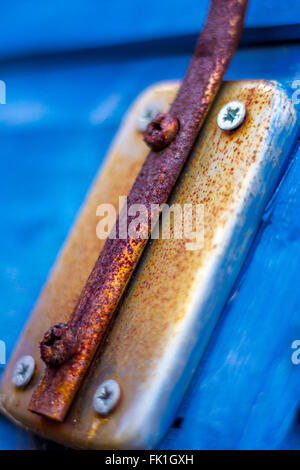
[29,0,248,421]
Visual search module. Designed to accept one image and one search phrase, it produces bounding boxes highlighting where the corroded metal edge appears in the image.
[0,79,297,449]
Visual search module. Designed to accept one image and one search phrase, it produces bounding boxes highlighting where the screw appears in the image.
[217,100,246,131]
[93,379,121,416]
[40,322,78,368]
[144,113,179,151]
[136,103,161,132]
[12,355,36,388]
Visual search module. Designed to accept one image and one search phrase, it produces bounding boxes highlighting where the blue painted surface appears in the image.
[1,0,300,60]
[0,1,300,450]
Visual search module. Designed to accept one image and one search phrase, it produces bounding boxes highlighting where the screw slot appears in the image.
[12,355,36,388]
[217,100,246,131]
[40,322,78,368]
[93,379,121,416]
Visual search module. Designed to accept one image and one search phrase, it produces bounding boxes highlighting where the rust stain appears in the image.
[28,0,248,421]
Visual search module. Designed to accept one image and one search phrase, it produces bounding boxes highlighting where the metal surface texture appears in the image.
[28,0,248,422]
[0,79,297,449]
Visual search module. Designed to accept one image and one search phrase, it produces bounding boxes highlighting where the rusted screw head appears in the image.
[12,355,36,388]
[217,100,246,131]
[143,113,179,151]
[40,322,78,368]
[93,379,121,416]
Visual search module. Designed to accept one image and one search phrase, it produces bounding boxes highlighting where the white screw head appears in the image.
[12,355,35,388]
[93,379,121,416]
[136,103,160,132]
[217,100,246,131]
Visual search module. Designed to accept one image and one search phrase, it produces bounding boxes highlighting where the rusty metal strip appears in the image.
[28,0,248,421]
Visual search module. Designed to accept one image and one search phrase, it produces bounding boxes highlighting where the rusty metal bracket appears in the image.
[28,0,248,422]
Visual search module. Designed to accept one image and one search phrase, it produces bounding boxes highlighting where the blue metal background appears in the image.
[0,0,300,449]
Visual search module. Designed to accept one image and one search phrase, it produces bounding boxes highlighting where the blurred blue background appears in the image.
[1,0,300,449]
